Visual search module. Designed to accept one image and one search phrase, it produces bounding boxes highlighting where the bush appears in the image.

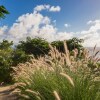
[0,40,13,83]
[13,42,100,100]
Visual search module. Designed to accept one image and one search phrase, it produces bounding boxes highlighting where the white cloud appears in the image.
[8,12,55,43]
[87,20,93,25]
[87,20,100,25]
[0,26,8,35]
[0,5,100,47]
[42,16,51,25]
[34,5,61,12]
[55,32,73,41]
[49,6,61,12]
[34,5,50,12]
[64,24,70,28]
[80,20,100,47]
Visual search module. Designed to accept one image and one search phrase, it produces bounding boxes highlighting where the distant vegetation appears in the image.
[0,37,84,83]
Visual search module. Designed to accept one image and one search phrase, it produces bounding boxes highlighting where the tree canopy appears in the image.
[16,37,84,57]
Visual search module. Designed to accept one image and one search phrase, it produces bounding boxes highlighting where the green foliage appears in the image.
[51,40,64,52]
[16,63,100,100]
[17,37,83,57]
[0,40,13,83]
[51,37,84,58]
[52,37,83,51]
[17,37,50,57]
[0,40,31,83]
[0,5,9,19]
[67,37,83,51]
[12,49,31,66]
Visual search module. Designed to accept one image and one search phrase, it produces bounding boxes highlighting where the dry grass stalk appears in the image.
[53,90,61,100]
[25,89,39,96]
[60,72,74,87]
[83,49,89,60]
[94,51,100,58]
[63,41,71,66]
[19,94,30,99]
[10,88,21,95]
[93,44,97,53]
[14,82,26,87]
[72,48,78,58]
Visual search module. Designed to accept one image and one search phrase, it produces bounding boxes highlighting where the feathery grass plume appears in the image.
[96,58,100,62]
[72,50,77,58]
[14,82,26,87]
[72,48,78,58]
[63,40,71,66]
[49,43,54,51]
[53,91,61,100]
[83,48,89,60]
[25,89,39,96]
[60,72,74,87]
[19,94,30,99]
[49,44,56,59]
[93,44,97,54]
[12,41,100,100]
[10,88,21,95]
[54,46,61,59]
[88,45,100,61]
[45,58,55,66]
[48,66,55,72]
[94,51,100,58]
[25,90,42,100]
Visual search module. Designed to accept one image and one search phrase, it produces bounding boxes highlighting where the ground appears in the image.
[0,85,18,100]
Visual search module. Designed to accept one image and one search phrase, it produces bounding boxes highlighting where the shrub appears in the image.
[0,40,13,83]
[12,42,100,100]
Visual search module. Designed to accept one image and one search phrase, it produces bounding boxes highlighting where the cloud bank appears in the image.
[79,20,100,47]
[0,5,100,47]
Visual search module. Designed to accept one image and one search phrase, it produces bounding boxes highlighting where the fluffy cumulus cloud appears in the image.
[0,26,8,35]
[0,5,100,47]
[49,6,61,12]
[34,5,61,12]
[0,5,71,44]
[8,12,58,43]
[79,20,100,47]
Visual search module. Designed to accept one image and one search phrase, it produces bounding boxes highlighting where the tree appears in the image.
[0,5,9,19]
[67,37,84,51]
[51,37,84,52]
[16,37,49,57]
[51,40,64,52]
[16,37,84,58]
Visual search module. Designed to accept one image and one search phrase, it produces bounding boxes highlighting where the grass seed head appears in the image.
[60,72,74,87]
[53,90,61,100]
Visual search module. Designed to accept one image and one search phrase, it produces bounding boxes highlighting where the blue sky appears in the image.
[1,0,100,31]
[0,0,100,47]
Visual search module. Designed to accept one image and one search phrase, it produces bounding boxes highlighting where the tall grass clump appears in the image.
[12,41,100,100]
